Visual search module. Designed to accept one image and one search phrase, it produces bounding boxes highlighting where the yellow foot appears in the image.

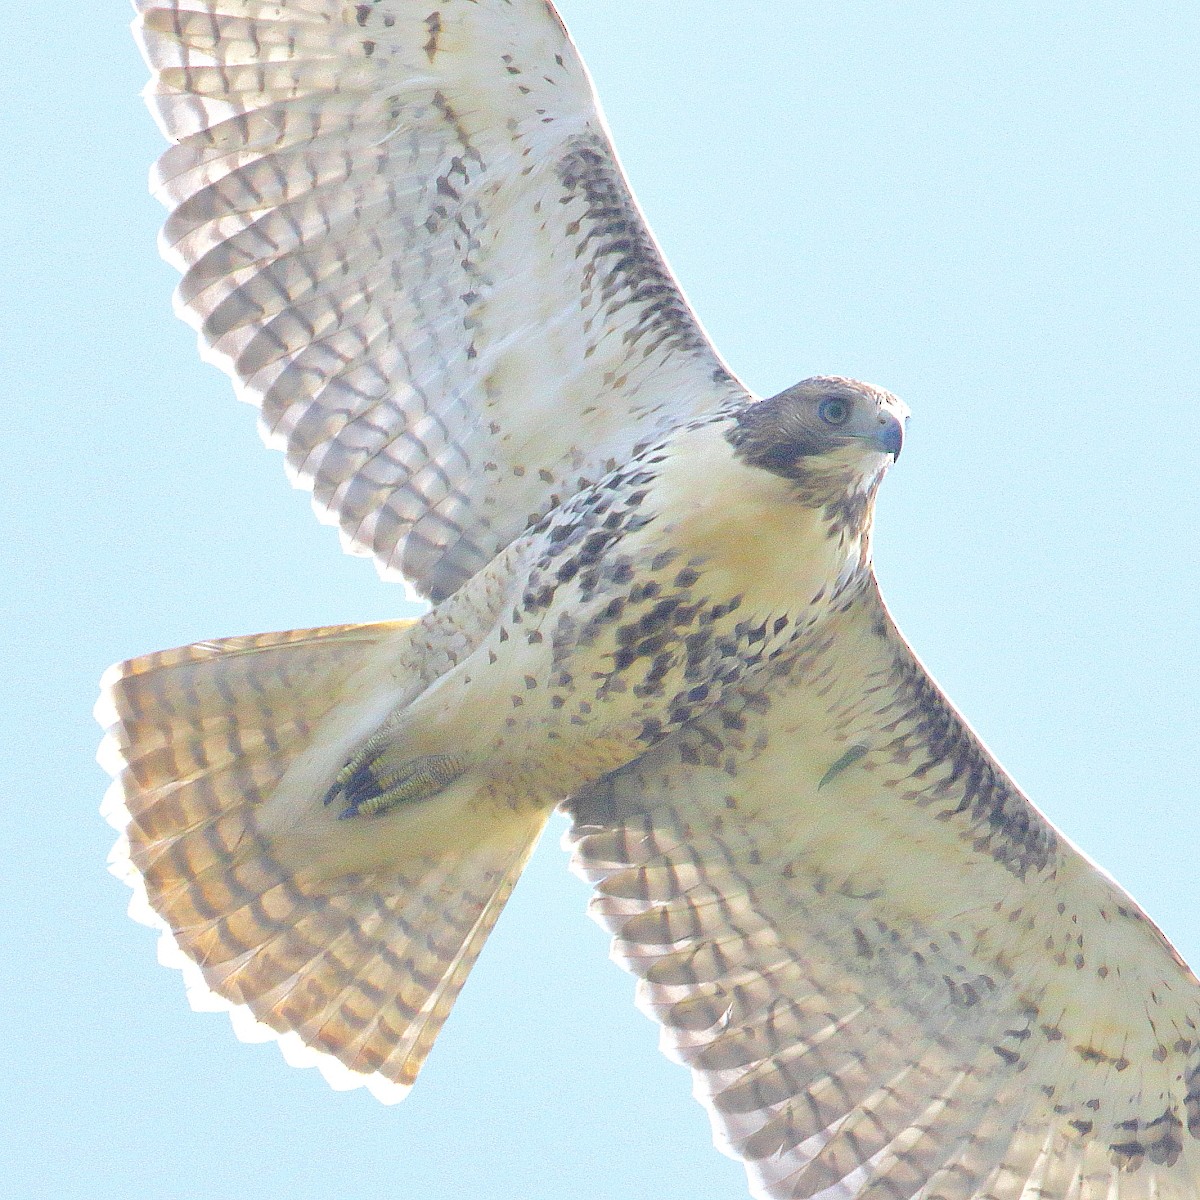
[325,747,468,820]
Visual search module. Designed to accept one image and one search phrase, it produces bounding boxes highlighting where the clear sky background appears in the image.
[1,3,1197,1198]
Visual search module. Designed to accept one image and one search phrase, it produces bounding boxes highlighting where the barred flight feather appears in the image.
[98,622,546,1101]
[565,584,1200,1200]
[133,0,749,601]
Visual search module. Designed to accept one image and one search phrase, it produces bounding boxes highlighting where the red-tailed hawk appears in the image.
[98,3,1200,1197]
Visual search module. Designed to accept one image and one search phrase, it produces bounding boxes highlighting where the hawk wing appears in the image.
[134,0,749,600]
[566,579,1200,1200]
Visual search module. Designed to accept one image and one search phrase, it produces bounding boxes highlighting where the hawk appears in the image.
[98,2,1200,1197]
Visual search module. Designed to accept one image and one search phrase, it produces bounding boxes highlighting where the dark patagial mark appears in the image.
[885,655,1057,879]
[557,135,733,367]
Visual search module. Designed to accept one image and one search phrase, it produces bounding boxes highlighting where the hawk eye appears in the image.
[818,397,851,426]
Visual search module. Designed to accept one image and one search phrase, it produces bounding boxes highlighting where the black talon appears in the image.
[326,751,469,820]
[345,774,375,806]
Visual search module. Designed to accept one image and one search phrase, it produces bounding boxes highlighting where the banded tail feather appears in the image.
[97,622,547,1101]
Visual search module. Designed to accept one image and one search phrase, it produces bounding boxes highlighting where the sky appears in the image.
[1,2,1197,1198]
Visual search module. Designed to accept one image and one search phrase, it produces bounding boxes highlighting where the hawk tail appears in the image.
[96,622,546,1101]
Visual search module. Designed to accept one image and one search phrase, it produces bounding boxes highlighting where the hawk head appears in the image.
[729,377,908,481]
[725,377,908,540]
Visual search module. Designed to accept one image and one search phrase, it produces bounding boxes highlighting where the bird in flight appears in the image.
[98,3,1200,1197]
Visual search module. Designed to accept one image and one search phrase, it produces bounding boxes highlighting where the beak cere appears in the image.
[874,412,905,460]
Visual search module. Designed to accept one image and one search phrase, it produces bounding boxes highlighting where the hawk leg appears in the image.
[326,744,469,820]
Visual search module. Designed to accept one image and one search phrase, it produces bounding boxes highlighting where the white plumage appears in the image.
[138,0,745,599]
[99,3,1200,1197]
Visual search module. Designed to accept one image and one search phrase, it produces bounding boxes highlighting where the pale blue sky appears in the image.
[2,4,1197,1198]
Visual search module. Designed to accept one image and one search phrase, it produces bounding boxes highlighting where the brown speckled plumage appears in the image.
[100,3,1200,1197]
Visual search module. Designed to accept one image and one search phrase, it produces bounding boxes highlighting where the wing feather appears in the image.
[134,0,749,599]
[566,580,1200,1199]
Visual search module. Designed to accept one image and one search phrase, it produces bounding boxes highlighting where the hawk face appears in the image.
[729,376,908,485]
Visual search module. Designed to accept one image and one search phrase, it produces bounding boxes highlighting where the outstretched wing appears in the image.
[134,0,749,599]
[566,580,1200,1200]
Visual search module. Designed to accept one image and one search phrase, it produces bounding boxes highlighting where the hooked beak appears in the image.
[873,411,905,460]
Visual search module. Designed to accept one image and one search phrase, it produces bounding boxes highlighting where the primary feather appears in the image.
[134,0,747,600]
